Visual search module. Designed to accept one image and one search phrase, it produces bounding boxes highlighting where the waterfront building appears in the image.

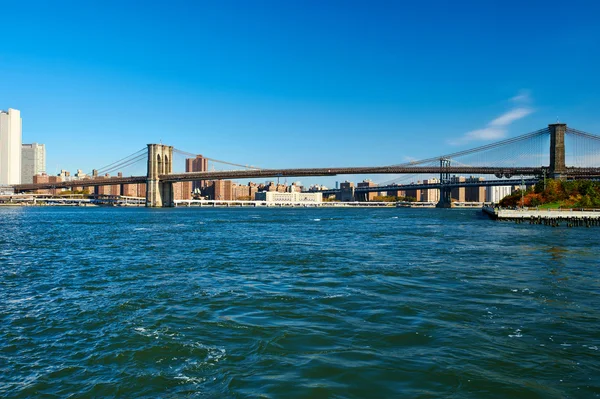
[357,179,378,201]
[233,183,248,199]
[255,191,322,204]
[421,178,440,202]
[0,108,22,185]
[186,155,208,191]
[173,181,192,200]
[21,143,46,184]
[212,179,233,200]
[33,173,62,195]
[465,177,486,202]
[405,185,422,201]
[122,183,146,198]
[486,185,513,203]
[450,176,466,202]
[96,174,119,196]
[231,183,254,200]
[338,181,355,202]
[296,192,323,203]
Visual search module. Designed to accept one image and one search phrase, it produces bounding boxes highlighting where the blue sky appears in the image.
[1,0,599,185]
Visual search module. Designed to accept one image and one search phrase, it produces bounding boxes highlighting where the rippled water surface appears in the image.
[1,207,599,398]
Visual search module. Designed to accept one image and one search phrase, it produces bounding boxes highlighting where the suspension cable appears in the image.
[98,153,148,176]
[173,148,261,170]
[91,148,147,175]
[391,128,550,167]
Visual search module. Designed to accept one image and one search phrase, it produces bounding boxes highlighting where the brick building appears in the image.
[212,180,232,200]
[33,173,62,195]
[173,181,192,200]
[186,155,209,191]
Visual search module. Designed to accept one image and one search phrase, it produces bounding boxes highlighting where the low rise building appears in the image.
[122,183,146,198]
[33,173,62,195]
[255,191,322,204]
[96,174,119,196]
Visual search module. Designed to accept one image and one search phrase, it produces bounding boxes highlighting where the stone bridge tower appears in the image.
[147,144,174,207]
[549,123,567,179]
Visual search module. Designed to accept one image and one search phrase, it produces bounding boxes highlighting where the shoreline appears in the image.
[483,205,600,226]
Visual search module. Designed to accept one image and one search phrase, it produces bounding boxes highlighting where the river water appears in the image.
[1,207,599,398]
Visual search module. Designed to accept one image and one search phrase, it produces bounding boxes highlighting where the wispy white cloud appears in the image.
[510,90,531,104]
[490,108,532,126]
[452,91,534,145]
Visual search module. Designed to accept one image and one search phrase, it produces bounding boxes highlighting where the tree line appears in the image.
[499,179,600,208]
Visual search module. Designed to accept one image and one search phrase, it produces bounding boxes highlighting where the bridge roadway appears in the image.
[313,178,541,196]
[161,166,545,182]
[13,176,147,192]
[11,166,600,192]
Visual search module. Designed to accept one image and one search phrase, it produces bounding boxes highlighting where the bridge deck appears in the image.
[11,166,600,192]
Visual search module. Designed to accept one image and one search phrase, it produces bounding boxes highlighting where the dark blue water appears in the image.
[1,207,599,398]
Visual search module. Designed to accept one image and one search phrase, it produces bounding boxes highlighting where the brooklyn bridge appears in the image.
[11,123,600,207]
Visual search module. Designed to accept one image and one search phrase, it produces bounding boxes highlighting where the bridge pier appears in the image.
[436,187,452,208]
[436,158,452,208]
[146,144,174,207]
[549,123,567,179]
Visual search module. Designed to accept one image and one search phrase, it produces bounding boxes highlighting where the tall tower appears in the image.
[0,108,23,185]
[146,144,174,207]
[185,154,209,191]
[21,143,46,184]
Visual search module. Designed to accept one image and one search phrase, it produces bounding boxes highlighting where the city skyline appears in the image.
[2,1,600,187]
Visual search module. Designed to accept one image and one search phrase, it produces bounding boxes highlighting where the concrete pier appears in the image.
[483,206,600,227]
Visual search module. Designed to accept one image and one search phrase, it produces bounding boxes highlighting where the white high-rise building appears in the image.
[486,185,513,203]
[21,143,46,184]
[0,108,22,185]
